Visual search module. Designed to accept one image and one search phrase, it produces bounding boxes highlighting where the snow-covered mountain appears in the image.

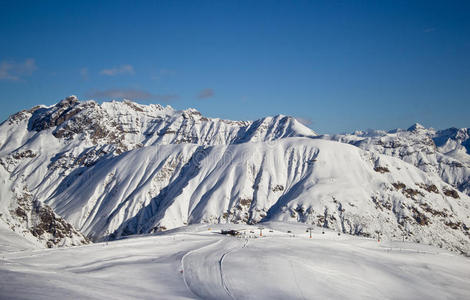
[1,97,469,254]
[0,96,315,247]
[320,123,470,197]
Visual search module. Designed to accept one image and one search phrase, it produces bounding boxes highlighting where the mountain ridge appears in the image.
[320,123,470,197]
[0,96,469,255]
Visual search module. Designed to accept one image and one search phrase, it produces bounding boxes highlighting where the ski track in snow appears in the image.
[181,237,239,300]
[218,245,236,299]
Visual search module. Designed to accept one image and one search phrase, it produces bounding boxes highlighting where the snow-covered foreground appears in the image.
[1,223,470,300]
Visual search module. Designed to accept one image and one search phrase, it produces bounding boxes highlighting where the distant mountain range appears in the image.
[1,96,469,254]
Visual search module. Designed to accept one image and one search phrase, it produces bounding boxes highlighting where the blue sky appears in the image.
[1,0,469,133]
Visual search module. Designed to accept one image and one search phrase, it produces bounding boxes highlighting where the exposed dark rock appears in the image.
[239,198,252,207]
[445,221,462,230]
[411,207,430,226]
[403,188,424,198]
[443,188,460,199]
[418,183,439,194]
[419,202,448,218]
[374,166,390,173]
[12,150,37,160]
[272,185,284,192]
[30,96,81,132]
[392,182,406,190]
[14,207,27,221]
[9,189,90,248]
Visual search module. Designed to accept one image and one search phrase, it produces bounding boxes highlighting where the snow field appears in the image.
[1,223,469,300]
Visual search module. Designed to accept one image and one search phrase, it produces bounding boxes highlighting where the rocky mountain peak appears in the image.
[57,95,80,107]
[407,123,426,132]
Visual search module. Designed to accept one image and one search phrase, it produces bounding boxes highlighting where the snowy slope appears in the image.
[1,224,470,300]
[0,97,469,255]
[0,157,89,248]
[320,123,470,196]
[44,137,470,254]
[0,218,35,252]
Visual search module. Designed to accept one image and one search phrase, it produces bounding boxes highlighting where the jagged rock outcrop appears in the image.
[0,178,89,248]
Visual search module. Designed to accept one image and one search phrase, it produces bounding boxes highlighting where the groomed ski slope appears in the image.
[1,223,469,300]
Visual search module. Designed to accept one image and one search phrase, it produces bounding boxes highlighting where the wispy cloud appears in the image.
[423,27,436,33]
[0,58,37,81]
[295,116,314,127]
[197,88,215,99]
[86,88,178,102]
[80,67,88,80]
[100,64,135,76]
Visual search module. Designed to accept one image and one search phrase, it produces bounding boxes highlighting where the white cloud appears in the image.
[0,58,37,81]
[100,64,135,76]
[295,116,314,127]
[197,88,215,99]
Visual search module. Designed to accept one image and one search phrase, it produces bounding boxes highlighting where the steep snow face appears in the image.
[44,138,470,254]
[321,124,470,197]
